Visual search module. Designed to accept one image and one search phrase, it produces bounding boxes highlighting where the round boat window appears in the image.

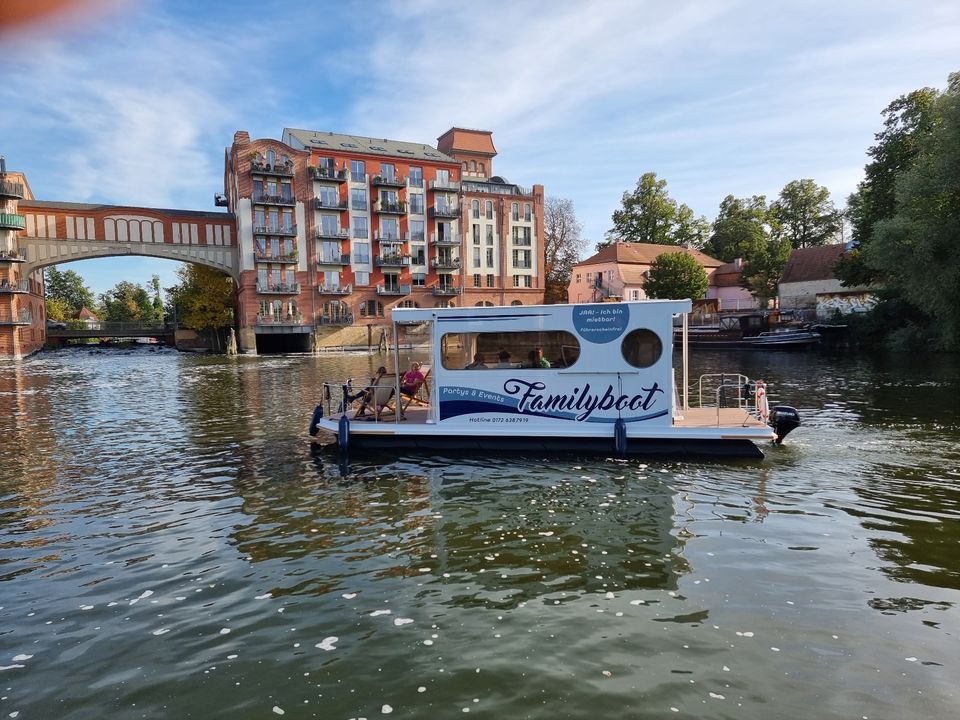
[621,329,662,368]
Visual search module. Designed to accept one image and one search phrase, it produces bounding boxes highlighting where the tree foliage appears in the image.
[44,266,94,316]
[701,195,773,263]
[543,197,587,304]
[642,252,709,300]
[740,237,792,309]
[606,172,708,248]
[167,265,235,337]
[771,179,842,249]
[99,281,157,322]
[45,297,71,322]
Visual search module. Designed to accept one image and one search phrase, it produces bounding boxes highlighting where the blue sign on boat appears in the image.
[572,304,629,344]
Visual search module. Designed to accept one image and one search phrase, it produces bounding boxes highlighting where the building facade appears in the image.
[224,127,544,353]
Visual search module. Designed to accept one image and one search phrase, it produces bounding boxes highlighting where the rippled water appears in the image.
[1,346,958,719]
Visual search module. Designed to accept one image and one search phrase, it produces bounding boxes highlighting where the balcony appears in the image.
[257,282,301,295]
[432,285,463,296]
[0,181,25,200]
[373,199,407,215]
[314,197,348,211]
[251,160,294,177]
[0,249,26,263]
[374,230,405,244]
[0,213,26,231]
[375,283,411,296]
[316,227,350,240]
[0,280,30,293]
[371,174,406,188]
[431,257,461,270]
[253,224,297,237]
[317,252,351,266]
[0,311,32,326]
[408,177,424,189]
[375,254,411,268]
[429,179,461,192]
[256,314,306,327]
[318,314,355,326]
[318,284,353,296]
[254,250,298,264]
[430,232,461,247]
[349,171,367,183]
[253,193,295,206]
[308,166,347,183]
[405,232,426,243]
[429,205,460,219]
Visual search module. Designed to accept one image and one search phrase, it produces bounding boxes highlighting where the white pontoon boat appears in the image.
[310,300,801,459]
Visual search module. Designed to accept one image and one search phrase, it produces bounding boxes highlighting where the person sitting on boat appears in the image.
[496,350,512,368]
[400,362,425,396]
[526,347,551,369]
[465,352,486,369]
[349,366,387,414]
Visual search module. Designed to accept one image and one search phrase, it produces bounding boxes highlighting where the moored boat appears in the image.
[310,300,802,459]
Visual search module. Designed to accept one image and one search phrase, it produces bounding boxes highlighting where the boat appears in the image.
[681,313,820,350]
[309,300,801,459]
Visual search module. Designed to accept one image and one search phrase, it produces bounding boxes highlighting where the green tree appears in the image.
[771,179,842,249]
[44,266,94,316]
[606,172,706,247]
[642,252,709,300]
[861,72,960,350]
[45,297,70,322]
[150,274,164,322]
[99,281,153,322]
[543,196,588,304]
[740,238,792,309]
[701,195,773,262]
[167,265,235,350]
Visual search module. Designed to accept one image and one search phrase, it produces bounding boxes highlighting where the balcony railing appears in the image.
[308,166,347,183]
[253,224,297,236]
[314,198,348,210]
[349,171,367,183]
[256,313,305,326]
[513,262,533,270]
[318,314,355,326]
[251,160,294,176]
[431,285,463,296]
[0,249,26,262]
[371,174,406,188]
[408,177,424,188]
[0,181,25,199]
[431,257,461,270]
[429,179,461,192]
[316,227,350,240]
[430,232,461,247]
[0,213,27,231]
[374,231,405,244]
[257,282,301,295]
[0,311,32,326]
[0,280,30,293]
[254,250,298,264]
[429,205,460,219]
[373,199,407,215]
[375,254,411,267]
[253,193,295,206]
[318,284,353,296]
[375,283,411,296]
[318,252,351,265]
[512,237,533,246]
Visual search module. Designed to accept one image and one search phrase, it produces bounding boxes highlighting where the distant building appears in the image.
[78,306,99,327]
[778,243,874,318]
[567,242,740,304]
[223,127,544,352]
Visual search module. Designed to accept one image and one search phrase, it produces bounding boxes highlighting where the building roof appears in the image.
[436,127,497,157]
[577,242,724,269]
[78,307,99,320]
[281,128,458,164]
[780,244,846,284]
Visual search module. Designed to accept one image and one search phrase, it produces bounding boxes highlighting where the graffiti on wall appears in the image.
[816,292,876,320]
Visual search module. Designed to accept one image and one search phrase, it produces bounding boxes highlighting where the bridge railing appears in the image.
[48,320,177,333]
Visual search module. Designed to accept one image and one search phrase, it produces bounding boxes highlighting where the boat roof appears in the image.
[391,299,692,325]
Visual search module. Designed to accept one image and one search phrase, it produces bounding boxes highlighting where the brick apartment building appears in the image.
[224,127,545,352]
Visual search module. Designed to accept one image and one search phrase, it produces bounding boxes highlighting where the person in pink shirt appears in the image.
[400,362,425,396]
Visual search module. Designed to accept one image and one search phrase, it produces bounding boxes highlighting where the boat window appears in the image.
[441,331,580,370]
[621,329,662,368]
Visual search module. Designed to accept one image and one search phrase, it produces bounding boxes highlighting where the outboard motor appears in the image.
[768,405,801,444]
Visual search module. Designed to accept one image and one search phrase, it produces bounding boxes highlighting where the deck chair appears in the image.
[353,374,397,420]
[400,365,431,412]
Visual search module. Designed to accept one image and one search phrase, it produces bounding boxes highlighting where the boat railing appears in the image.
[696,373,750,408]
[320,378,401,423]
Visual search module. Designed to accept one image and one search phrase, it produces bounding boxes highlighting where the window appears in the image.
[351,188,367,210]
[436,300,456,308]
[473,273,481,287]
[319,241,340,262]
[257,267,267,286]
[409,166,423,187]
[399,300,420,308]
[473,225,480,245]
[350,160,366,181]
[524,203,532,222]
[409,220,425,241]
[512,202,519,221]
[486,226,494,245]
[380,218,399,240]
[318,156,335,173]
[486,273,495,287]
[255,209,265,228]
[485,200,493,219]
[631,290,640,301]
[380,162,395,180]
[486,248,494,267]
[513,227,531,245]
[511,300,522,306]
[355,270,370,286]
[473,247,481,266]
[436,169,450,184]
[479,162,485,175]
[281,210,293,232]
[412,245,426,265]
[621,329,663,368]
[475,301,493,307]
[380,189,398,206]
[410,193,424,215]
[281,181,292,201]
[320,214,339,236]
[412,272,426,287]
[472,200,480,219]
[318,185,339,207]
[353,241,370,264]
[353,217,368,239]
[470,160,476,172]
[359,300,384,317]
[575,273,581,284]
[266,150,276,166]
[440,330,580,370]
[512,249,532,269]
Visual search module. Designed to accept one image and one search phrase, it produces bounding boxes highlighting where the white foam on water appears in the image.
[316,637,338,651]
[709,692,725,700]
[630,599,646,605]
[272,706,284,715]
[417,686,426,693]
[12,655,32,662]
[394,618,413,626]
[381,704,393,714]
[905,657,918,662]
[605,592,615,599]
[423,640,433,646]
[152,628,170,636]
[129,590,153,606]
[538,532,554,537]
[255,594,272,600]
[370,610,392,617]
[722,666,730,672]
[219,628,231,635]
[80,605,94,611]
[342,593,357,599]
[227,654,238,660]
[418,568,430,573]
[771,647,780,652]
[0,665,25,671]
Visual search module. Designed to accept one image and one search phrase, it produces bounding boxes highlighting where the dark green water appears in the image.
[1,347,958,719]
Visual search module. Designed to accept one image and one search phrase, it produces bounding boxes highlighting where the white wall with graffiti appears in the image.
[815,291,877,320]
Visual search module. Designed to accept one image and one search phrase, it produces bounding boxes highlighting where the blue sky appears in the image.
[1,0,957,297]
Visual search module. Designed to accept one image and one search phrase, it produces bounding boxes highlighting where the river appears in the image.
[1,346,958,719]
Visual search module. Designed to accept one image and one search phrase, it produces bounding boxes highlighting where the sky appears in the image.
[1,0,957,297]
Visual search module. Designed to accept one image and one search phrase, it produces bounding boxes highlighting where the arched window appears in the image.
[485,201,493,219]
[462,162,467,171]
[472,200,480,219]
[479,163,485,175]
[511,202,519,221]
[435,300,456,308]
[511,300,522,306]
[266,149,276,166]
[470,160,476,171]
[399,300,420,308]
[475,301,494,307]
